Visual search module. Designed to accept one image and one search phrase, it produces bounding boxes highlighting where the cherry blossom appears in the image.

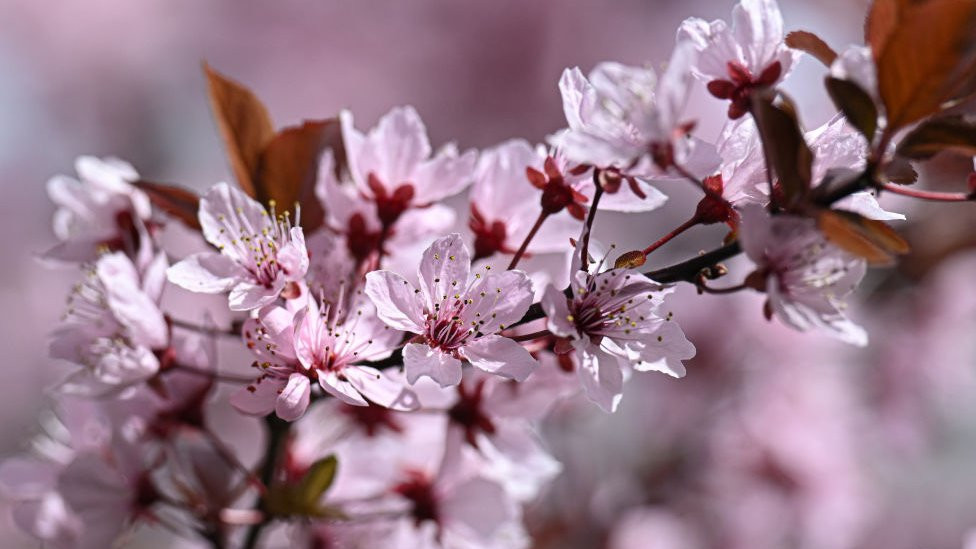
[341,106,477,229]
[316,150,456,267]
[167,182,309,311]
[738,204,868,346]
[678,0,799,118]
[468,140,581,259]
[50,251,169,397]
[551,40,701,175]
[365,233,538,387]
[44,156,154,264]
[231,295,418,421]
[540,231,695,412]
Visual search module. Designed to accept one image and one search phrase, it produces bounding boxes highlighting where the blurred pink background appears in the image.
[4,1,976,547]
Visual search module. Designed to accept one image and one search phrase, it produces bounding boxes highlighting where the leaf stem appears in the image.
[879,183,971,202]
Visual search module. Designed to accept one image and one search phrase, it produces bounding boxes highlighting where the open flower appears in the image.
[550,40,700,175]
[540,230,695,412]
[468,140,581,260]
[231,295,418,421]
[167,182,309,311]
[45,156,154,264]
[365,233,538,387]
[678,0,799,118]
[341,106,477,229]
[50,251,169,397]
[738,205,868,346]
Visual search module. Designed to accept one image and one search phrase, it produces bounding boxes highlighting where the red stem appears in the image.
[880,183,971,202]
[507,211,549,270]
[642,216,701,257]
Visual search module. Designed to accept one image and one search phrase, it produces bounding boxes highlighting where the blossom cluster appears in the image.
[4,0,975,547]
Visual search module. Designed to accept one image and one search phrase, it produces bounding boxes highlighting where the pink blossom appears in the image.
[738,204,868,346]
[316,150,455,267]
[0,405,155,549]
[365,233,538,387]
[230,295,419,421]
[166,182,309,311]
[50,251,169,396]
[711,117,902,221]
[540,233,695,412]
[678,0,799,118]
[44,156,154,264]
[551,40,701,175]
[341,106,477,228]
[468,139,582,260]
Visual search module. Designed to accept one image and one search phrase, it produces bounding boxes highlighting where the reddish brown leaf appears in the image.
[818,209,909,265]
[882,156,918,185]
[895,116,976,159]
[133,180,201,230]
[785,31,838,67]
[871,0,976,131]
[750,93,813,209]
[257,119,342,232]
[204,63,275,198]
[826,77,878,142]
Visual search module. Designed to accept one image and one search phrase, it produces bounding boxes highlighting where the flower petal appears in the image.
[229,376,286,417]
[402,343,462,387]
[460,335,538,382]
[418,233,471,311]
[167,252,245,294]
[275,373,311,421]
[364,270,425,333]
[577,346,624,413]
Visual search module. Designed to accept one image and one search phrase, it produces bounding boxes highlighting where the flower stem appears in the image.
[170,317,238,338]
[642,215,701,257]
[879,183,972,202]
[242,416,291,549]
[508,211,549,270]
[696,280,749,295]
[509,329,551,342]
[580,171,605,269]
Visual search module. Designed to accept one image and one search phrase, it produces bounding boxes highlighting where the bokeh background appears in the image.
[2,0,976,547]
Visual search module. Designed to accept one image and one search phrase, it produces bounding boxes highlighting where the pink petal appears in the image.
[459,270,534,334]
[167,252,244,294]
[418,233,471,311]
[277,227,310,281]
[578,346,624,413]
[346,366,420,411]
[460,335,537,382]
[317,371,369,407]
[441,477,515,539]
[229,280,283,311]
[230,376,286,417]
[97,253,167,349]
[541,284,576,338]
[413,144,478,204]
[366,105,432,187]
[364,271,425,333]
[275,373,311,421]
[403,343,462,387]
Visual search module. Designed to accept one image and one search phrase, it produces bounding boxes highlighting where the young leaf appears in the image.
[750,93,813,209]
[825,77,878,142]
[818,209,909,265]
[785,31,838,67]
[257,119,342,232]
[882,156,918,185]
[895,116,976,159]
[297,455,339,509]
[869,0,976,131]
[204,63,275,198]
[133,180,201,230]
